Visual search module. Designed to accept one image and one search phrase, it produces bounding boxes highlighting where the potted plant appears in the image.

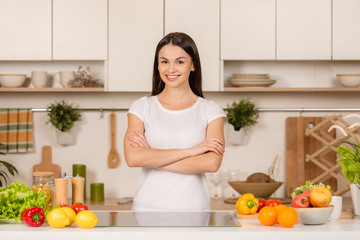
[335,139,360,215]
[226,98,258,145]
[0,143,18,187]
[47,100,82,146]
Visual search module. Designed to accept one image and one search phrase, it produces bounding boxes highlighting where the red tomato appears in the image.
[72,203,88,214]
[265,199,282,207]
[257,199,266,213]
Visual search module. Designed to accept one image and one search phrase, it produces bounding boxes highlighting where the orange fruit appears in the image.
[278,208,298,228]
[274,205,288,213]
[258,206,278,226]
[274,205,288,223]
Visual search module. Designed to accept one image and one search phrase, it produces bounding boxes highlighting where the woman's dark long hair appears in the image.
[151,32,203,97]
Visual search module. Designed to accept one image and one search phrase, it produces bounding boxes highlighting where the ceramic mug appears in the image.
[329,196,342,220]
[56,71,76,88]
[31,71,47,88]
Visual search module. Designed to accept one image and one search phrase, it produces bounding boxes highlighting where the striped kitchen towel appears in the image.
[0,109,34,153]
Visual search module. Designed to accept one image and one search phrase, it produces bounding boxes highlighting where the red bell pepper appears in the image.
[256,199,266,212]
[265,199,282,207]
[21,207,45,227]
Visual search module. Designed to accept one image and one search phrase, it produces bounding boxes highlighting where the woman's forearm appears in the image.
[158,152,223,174]
[124,145,192,168]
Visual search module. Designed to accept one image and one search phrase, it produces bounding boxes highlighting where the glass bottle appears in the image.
[32,172,55,210]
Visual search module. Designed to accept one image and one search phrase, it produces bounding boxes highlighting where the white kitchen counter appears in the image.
[0,211,359,240]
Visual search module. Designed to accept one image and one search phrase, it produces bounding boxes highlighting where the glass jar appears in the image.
[32,172,55,210]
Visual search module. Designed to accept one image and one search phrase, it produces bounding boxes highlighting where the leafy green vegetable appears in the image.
[0,181,48,221]
[291,180,331,198]
[335,141,360,185]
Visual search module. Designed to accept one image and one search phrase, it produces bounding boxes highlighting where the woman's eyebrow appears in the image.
[159,56,186,60]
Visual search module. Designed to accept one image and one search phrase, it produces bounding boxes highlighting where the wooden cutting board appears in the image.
[285,117,337,197]
[33,145,61,178]
[233,209,354,219]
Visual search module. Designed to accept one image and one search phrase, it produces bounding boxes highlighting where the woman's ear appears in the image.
[191,63,195,72]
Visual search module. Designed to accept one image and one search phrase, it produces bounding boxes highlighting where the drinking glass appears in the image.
[226,169,244,198]
[209,169,224,199]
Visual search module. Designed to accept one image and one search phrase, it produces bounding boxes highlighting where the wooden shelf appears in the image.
[0,87,104,92]
[223,87,360,92]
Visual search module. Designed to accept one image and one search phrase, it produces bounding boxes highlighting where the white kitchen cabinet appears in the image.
[108,0,163,92]
[165,0,220,91]
[333,0,360,60]
[53,0,107,60]
[277,0,331,60]
[0,0,51,60]
[221,0,275,60]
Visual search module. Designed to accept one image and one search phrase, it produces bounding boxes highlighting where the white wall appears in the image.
[1,61,359,200]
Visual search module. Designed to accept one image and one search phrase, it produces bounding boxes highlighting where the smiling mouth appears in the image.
[166,75,179,81]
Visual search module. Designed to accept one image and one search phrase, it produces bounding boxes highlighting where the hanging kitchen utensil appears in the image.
[108,112,120,168]
[33,145,61,179]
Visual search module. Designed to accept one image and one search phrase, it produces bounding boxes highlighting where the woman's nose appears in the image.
[168,62,176,72]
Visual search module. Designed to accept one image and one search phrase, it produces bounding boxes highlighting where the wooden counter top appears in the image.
[85,198,236,211]
[85,197,354,212]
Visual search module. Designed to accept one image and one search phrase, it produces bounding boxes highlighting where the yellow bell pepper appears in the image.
[236,193,259,215]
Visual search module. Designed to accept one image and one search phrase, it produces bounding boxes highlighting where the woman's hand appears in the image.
[127,130,150,148]
[188,138,225,157]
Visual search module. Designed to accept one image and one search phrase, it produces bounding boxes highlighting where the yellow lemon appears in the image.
[61,207,76,226]
[46,208,70,228]
[75,210,98,229]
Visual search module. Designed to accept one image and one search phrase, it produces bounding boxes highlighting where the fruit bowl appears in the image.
[228,181,283,198]
[293,206,334,225]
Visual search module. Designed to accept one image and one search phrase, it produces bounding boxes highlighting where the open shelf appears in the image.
[0,87,105,92]
[223,87,360,92]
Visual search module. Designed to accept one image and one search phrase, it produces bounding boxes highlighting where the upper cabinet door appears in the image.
[333,0,360,60]
[165,0,220,91]
[0,0,51,60]
[108,0,163,92]
[277,0,331,60]
[53,0,107,60]
[221,0,275,60]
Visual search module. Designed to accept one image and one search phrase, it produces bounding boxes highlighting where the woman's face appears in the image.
[157,44,194,89]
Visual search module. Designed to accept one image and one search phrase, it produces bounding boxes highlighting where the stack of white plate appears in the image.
[229,74,276,87]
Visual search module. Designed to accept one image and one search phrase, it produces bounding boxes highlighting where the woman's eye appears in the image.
[177,61,184,64]
[161,61,167,64]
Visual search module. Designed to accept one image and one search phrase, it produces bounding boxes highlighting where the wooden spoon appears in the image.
[108,112,120,168]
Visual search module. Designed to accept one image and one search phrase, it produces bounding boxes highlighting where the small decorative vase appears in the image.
[55,128,76,146]
[227,124,246,146]
[350,184,360,215]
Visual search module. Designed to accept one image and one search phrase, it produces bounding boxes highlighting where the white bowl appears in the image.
[337,74,360,87]
[0,74,26,88]
[293,206,334,225]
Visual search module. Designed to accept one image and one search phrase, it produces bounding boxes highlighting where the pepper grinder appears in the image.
[54,177,68,206]
[71,177,85,204]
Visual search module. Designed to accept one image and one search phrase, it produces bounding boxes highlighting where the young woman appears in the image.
[124,32,226,211]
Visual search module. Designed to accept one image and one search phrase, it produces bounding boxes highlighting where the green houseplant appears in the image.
[226,98,258,145]
[0,144,18,187]
[227,98,258,131]
[47,100,82,146]
[335,138,360,215]
[47,100,82,132]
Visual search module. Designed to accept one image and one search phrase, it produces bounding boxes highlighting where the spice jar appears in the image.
[32,172,55,210]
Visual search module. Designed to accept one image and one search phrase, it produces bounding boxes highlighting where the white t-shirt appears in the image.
[128,95,226,211]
